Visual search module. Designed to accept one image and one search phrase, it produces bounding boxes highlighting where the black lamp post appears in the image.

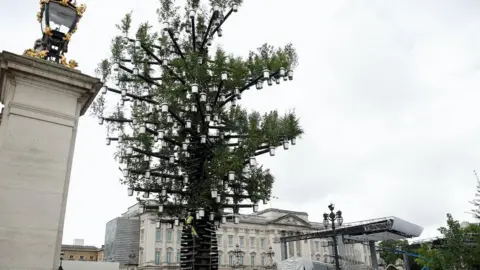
[126,252,138,270]
[323,204,343,270]
[265,246,276,269]
[232,243,244,269]
[58,252,64,270]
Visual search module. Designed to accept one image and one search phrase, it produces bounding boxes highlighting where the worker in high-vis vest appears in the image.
[185,213,199,238]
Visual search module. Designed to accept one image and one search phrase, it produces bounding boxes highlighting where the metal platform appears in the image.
[276,216,423,243]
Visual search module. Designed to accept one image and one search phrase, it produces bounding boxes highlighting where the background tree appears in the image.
[92,1,302,269]
[438,214,467,269]
[461,223,480,269]
[468,170,480,220]
[378,239,408,265]
[415,214,480,270]
[414,244,445,270]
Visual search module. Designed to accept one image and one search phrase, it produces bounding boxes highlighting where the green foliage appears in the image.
[90,59,110,116]
[414,214,480,270]
[415,244,445,270]
[92,1,302,214]
[116,11,132,35]
[378,240,408,265]
[437,214,468,269]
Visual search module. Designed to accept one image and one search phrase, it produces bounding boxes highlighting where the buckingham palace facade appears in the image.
[104,203,374,269]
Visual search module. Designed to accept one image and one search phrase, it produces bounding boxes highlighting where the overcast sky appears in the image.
[1,0,479,247]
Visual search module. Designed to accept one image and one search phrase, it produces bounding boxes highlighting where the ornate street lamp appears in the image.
[323,204,343,270]
[232,243,244,269]
[264,246,276,269]
[58,252,64,270]
[24,0,86,68]
[126,252,138,270]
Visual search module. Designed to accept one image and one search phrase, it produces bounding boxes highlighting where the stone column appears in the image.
[295,231,301,257]
[144,215,156,265]
[0,51,101,270]
[403,253,410,270]
[287,231,294,258]
[369,241,379,270]
[279,230,287,261]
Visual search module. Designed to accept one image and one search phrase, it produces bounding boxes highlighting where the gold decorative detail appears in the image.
[77,4,87,17]
[60,0,69,6]
[60,55,68,65]
[60,55,78,69]
[44,26,53,36]
[23,49,49,59]
[68,60,78,69]
[36,12,42,22]
[63,33,72,41]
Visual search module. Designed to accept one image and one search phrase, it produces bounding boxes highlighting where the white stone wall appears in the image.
[62,260,120,270]
[0,52,101,270]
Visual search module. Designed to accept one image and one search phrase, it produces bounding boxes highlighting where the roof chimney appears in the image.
[73,239,85,246]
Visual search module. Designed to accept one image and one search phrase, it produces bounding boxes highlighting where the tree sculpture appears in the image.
[92,1,302,269]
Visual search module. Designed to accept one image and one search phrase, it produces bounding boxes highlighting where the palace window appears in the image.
[167,230,173,242]
[155,249,161,265]
[228,235,233,247]
[177,231,182,243]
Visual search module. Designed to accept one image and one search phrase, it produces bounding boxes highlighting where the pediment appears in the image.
[268,214,311,227]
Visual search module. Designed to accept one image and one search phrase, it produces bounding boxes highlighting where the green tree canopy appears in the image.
[378,240,409,265]
[415,214,480,270]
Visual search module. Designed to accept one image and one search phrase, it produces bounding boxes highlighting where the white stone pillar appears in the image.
[0,52,101,270]
[144,215,156,265]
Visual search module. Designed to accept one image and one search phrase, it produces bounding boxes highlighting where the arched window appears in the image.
[250,252,256,266]
[166,248,173,264]
[218,251,223,265]
[228,252,234,266]
[155,248,161,265]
